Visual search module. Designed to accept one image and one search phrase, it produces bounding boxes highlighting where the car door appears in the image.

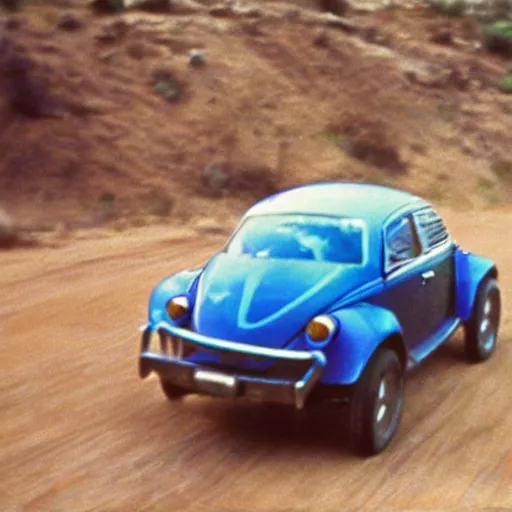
[369,211,434,351]
[411,207,456,333]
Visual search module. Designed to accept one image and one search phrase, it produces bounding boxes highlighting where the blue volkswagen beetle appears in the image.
[139,182,501,455]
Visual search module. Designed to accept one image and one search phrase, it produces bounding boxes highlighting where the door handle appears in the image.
[421,270,435,284]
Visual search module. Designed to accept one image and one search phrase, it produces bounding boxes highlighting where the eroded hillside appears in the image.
[0,0,511,233]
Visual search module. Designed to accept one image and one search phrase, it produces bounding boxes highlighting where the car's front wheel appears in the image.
[349,348,404,457]
[159,378,188,401]
[464,277,501,363]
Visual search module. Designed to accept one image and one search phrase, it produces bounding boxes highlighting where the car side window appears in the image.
[385,215,422,268]
[413,207,451,252]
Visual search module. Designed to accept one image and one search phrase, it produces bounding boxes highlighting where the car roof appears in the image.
[244,182,428,225]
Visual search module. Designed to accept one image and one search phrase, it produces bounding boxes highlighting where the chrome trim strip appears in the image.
[146,322,327,364]
[294,359,325,409]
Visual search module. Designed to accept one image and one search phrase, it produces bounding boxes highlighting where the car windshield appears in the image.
[225,214,366,264]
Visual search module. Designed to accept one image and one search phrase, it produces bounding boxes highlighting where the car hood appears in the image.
[191,253,368,348]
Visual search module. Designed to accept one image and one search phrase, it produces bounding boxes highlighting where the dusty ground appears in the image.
[1,207,511,511]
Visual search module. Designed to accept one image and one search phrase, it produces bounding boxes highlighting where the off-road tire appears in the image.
[159,378,188,400]
[464,277,501,363]
[349,348,404,457]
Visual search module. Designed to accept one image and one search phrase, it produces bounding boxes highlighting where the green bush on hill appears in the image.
[499,73,512,93]
[483,20,512,56]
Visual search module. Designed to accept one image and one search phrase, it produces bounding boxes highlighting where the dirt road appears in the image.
[1,210,511,511]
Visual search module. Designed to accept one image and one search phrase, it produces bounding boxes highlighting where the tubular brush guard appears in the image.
[139,324,327,409]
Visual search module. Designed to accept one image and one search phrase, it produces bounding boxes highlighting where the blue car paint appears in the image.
[310,303,402,385]
[144,182,499,394]
[246,182,427,227]
[191,252,378,349]
[455,247,497,322]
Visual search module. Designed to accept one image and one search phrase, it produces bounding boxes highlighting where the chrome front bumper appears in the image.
[139,323,327,409]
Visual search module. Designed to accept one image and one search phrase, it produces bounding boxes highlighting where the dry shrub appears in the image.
[318,0,348,16]
[200,161,279,199]
[144,188,175,217]
[329,114,407,174]
[90,0,125,14]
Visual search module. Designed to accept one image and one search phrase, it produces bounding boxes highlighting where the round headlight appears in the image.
[306,315,337,343]
[166,296,189,320]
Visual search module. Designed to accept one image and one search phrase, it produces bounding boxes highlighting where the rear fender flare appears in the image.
[455,248,498,322]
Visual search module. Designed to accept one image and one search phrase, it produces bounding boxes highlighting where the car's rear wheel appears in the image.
[464,277,501,363]
[348,348,404,457]
[159,378,188,400]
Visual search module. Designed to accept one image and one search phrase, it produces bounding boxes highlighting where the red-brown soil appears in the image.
[0,0,511,231]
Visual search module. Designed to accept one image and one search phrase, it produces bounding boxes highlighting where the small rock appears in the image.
[324,13,359,34]
[189,49,205,67]
[153,70,182,102]
[57,13,83,31]
[202,162,230,196]
[98,49,116,62]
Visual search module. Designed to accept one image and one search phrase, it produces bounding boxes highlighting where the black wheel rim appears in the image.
[374,370,403,443]
[478,289,500,353]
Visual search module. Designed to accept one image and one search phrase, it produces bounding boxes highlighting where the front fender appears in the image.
[148,268,203,326]
[455,248,497,322]
[320,303,403,385]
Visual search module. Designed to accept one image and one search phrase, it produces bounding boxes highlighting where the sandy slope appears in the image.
[1,1,511,229]
[0,207,511,511]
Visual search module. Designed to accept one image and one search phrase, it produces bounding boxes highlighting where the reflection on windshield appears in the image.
[225,214,366,264]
